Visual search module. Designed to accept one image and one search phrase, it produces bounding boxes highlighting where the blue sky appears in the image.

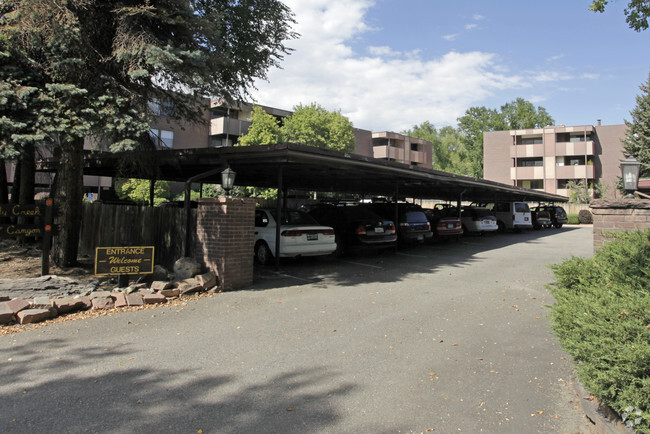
[251,0,649,133]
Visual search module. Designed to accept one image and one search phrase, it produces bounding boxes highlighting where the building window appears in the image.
[516,157,543,167]
[516,179,544,189]
[149,100,175,117]
[410,143,419,151]
[556,132,592,143]
[556,156,585,166]
[149,129,174,149]
[520,136,542,145]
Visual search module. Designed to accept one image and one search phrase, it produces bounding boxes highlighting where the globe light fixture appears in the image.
[221,167,236,196]
[620,155,641,199]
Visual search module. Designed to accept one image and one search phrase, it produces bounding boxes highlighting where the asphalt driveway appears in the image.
[0,226,596,433]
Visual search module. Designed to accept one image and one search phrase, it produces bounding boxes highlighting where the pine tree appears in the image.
[622,73,650,178]
[1,0,296,266]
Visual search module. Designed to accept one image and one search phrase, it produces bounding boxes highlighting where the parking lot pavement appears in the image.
[0,226,597,433]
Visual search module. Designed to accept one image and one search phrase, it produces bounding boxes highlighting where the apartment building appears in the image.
[371,131,433,167]
[483,123,627,199]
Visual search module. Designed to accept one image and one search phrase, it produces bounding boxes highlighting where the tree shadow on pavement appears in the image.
[0,338,357,433]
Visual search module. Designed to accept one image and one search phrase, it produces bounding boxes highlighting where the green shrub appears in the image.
[549,229,650,432]
[578,209,593,224]
[568,213,580,224]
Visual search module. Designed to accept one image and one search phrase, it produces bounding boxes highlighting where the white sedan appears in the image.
[460,206,499,234]
[254,209,337,264]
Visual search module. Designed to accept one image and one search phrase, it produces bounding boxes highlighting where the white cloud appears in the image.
[250,1,568,131]
[442,33,459,41]
[472,14,485,21]
[464,23,478,30]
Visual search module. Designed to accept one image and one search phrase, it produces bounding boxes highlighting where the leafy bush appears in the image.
[578,209,593,224]
[549,229,650,432]
[568,213,580,224]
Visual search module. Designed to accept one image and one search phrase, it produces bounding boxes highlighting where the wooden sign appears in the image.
[94,246,155,276]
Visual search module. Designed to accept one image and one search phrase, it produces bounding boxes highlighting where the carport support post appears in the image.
[393,182,399,232]
[456,190,466,218]
[275,165,284,270]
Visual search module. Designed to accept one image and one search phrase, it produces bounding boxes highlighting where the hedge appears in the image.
[549,229,650,432]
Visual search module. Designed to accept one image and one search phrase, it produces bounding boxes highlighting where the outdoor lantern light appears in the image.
[620,155,641,199]
[221,167,236,196]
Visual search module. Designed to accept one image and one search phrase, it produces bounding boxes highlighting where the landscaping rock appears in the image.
[112,292,128,308]
[152,265,169,281]
[1,298,30,315]
[91,297,114,310]
[90,291,112,300]
[31,296,52,309]
[143,292,167,304]
[173,257,201,280]
[196,271,217,290]
[52,298,80,314]
[17,308,51,324]
[160,288,180,298]
[73,296,92,311]
[151,281,173,291]
[125,293,144,306]
[176,278,203,295]
[0,304,13,324]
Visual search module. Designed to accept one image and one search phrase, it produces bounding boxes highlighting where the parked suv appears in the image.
[536,205,569,228]
[364,202,433,244]
[485,201,533,232]
[530,206,552,230]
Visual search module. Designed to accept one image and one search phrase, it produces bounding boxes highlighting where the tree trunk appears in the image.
[51,137,84,267]
[0,159,8,205]
[18,141,35,205]
[9,159,20,204]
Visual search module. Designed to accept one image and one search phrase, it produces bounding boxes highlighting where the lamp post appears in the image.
[221,167,236,196]
[620,155,641,199]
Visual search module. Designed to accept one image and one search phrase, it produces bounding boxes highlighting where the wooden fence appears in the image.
[78,203,195,270]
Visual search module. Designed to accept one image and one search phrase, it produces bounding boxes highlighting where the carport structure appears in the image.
[77,143,568,268]
[80,142,567,203]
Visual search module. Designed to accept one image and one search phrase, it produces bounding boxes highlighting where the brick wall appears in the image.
[590,199,650,248]
[194,197,255,290]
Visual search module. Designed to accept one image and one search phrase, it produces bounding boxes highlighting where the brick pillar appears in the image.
[194,197,255,290]
[590,199,650,249]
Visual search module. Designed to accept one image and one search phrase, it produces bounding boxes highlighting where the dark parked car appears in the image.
[422,205,463,241]
[530,206,552,230]
[308,203,397,255]
[364,202,432,244]
[537,205,569,228]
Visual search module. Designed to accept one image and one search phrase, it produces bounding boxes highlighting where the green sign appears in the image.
[95,246,155,276]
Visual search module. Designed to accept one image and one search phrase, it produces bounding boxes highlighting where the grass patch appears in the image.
[549,229,650,432]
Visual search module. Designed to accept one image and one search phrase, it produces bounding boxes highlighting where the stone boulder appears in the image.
[173,257,201,280]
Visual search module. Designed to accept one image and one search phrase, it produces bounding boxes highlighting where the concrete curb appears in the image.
[574,380,633,433]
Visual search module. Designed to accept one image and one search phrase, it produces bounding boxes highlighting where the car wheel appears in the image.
[554,223,563,229]
[497,221,506,233]
[255,241,274,265]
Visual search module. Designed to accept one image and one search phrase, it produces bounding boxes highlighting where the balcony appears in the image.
[409,150,426,164]
[510,144,544,158]
[555,164,595,179]
[511,166,544,180]
[210,117,252,137]
[555,140,594,156]
[373,146,405,161]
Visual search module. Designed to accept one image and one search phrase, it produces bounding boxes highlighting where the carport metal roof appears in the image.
[76,143,567,203]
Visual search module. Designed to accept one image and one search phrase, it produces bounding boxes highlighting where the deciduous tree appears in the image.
[590,0,650,31]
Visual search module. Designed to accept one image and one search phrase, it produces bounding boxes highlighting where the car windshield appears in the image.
[270,210,319,225]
